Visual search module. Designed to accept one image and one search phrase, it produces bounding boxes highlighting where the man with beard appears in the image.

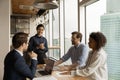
[54,31,88,71]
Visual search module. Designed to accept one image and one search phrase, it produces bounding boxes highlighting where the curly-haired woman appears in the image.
[76,32,108,80]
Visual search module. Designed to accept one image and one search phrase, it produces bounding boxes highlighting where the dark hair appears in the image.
[12,32,28,49]
[36,24,44,30]
[72,31,82,42]
[90,32,107,50]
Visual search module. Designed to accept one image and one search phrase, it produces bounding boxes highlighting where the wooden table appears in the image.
[52,71,88,80]
[36,65,88,80]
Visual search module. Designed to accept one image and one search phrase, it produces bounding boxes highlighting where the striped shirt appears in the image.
[61,43,88,67]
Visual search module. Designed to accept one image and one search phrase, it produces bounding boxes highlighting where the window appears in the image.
[86,0,106,43]
[46,9,60,59]
[101,13,120,80]
[79,0,120,80]
[64,0,78,53]
[79,0,106,43]
[47,0,78,59]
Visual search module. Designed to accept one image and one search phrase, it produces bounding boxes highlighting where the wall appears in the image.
[0,0,10,79]
[29,16,44,37]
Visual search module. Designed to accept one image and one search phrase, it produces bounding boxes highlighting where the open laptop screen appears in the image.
[43,58,55,74]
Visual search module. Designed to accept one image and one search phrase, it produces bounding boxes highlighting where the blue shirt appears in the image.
[61,43,88,67]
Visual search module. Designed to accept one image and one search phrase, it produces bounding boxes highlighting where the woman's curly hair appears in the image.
[90,32,107,50]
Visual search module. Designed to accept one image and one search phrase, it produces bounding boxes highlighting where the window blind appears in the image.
[101,13,120,80]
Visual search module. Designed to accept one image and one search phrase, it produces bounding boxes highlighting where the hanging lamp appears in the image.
[33,0,58,9]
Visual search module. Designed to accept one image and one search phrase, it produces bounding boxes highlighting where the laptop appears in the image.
[37,57,56,76]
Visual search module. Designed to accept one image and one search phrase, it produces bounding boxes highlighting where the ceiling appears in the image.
[12,0,37,15]
[11,0,59,16]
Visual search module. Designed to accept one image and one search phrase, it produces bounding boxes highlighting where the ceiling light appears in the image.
[33,0,58,9]
[19,5,34,10]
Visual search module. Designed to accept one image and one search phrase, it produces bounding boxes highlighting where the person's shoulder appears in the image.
[31,35,36,38]
[4,50,13,58]
[29,35,37,40]
[42,36,47,40]
[98,48,107,55]
[13,50,22,57]
[66,46,74,51]
[5,50,20,60]
[79,43,88,48]
[70,45,75,48]
[80,43,86,46]
[6,49,16,56]
[42,36,45,38]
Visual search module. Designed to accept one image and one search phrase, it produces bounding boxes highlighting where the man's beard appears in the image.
[72,42,75,45]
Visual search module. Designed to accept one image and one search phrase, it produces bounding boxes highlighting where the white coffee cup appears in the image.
[70,70,76,77]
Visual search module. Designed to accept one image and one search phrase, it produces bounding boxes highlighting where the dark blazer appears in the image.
[3,49,37,80]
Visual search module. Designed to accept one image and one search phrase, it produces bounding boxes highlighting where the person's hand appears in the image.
[64,64,77,70]
[39,43,45,49]
[54,61,59,66]
[54,60,63,66]
[29,51,37,59]
[37,43,45,49]
[57,65,71,71]
[37,64,46,69]
[60,71,71,75]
